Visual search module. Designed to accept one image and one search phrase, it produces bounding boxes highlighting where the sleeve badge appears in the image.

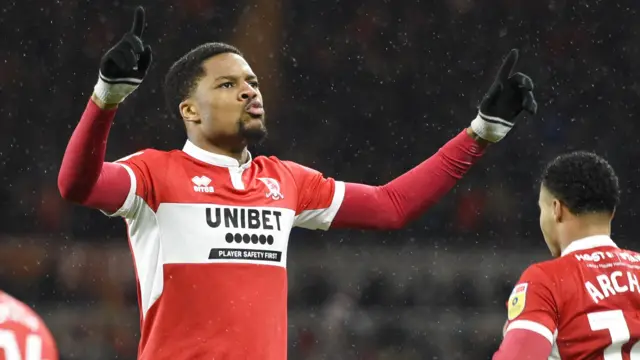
[507,283,528,321]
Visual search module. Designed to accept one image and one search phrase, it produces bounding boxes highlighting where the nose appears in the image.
[238,83,257,102]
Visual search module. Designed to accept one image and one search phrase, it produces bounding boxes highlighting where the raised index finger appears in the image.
[130,6,145,37]
[496,49,519,81]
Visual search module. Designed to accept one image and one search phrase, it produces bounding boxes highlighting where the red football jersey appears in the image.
[105,141,345,359]
[504,235,640,359]
[0,291,58,360]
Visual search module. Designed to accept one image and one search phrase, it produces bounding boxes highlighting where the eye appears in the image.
[218,82,234,89]
[248,81,260,88]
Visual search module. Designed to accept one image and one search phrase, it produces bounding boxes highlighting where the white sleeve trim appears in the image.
[505,320,554,345]
[100,163,138,218]
[293,180,345,230]
[322,180,345,229]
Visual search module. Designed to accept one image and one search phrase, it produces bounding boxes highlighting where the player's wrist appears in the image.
[91,92,119,110]
[466,127,491,147]
[93,74,140,108]
[469,112,513,143]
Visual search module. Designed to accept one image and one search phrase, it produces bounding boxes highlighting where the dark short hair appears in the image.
[541,151,620,215]
[164,42,243,120]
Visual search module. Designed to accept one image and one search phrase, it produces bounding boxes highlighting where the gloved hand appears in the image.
[470,49,537,143]
[93,6,153,105]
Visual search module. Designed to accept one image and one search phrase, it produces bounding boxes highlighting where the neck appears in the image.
[189,137,249,164]
[558,215,612,254]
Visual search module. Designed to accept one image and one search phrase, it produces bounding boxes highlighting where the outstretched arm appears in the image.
[332,128,484,229]
[331,49,537,230]
[58,98,130,213]
[58,7,152,213]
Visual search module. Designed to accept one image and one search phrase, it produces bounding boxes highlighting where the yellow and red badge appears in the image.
[507,283,528,320]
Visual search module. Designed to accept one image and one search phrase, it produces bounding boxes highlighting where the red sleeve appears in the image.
[331,129,484,230]
[495,264,558,358]
[281,161,345,230]
[492,328,552,360]
[103,150,160,218]
[504,265,559,335]
[58,99,130,213]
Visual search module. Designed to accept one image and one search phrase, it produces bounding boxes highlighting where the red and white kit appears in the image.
[497,236,640,359]
[59,100,484,359]
[110,143,345,359]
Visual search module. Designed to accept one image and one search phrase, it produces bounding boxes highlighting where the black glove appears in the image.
[93,6,153,105]
[470,49,537,142]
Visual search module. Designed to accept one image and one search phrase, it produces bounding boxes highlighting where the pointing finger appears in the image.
[497,49,519,82]
[131,6,146,37]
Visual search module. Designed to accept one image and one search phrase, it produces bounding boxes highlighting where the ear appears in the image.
[552,199,563,222]
[180,99,200,123]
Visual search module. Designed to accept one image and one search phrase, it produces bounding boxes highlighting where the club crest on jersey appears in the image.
[257,177,284,200]
[507,283,528,320]
[192,175,215,193]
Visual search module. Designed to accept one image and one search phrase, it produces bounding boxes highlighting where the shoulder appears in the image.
[514,259,571,294]
[114,148,177,164]
[514,258,573,302]
[254,156,321,178]
[114,149,190,177]
[520,258,565,282]
[254,155,294,168]
[253,155,284,166]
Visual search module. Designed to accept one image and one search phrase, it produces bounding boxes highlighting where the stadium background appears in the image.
[1,0,639,358]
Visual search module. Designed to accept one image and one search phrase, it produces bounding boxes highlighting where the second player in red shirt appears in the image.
[493,152,640,360]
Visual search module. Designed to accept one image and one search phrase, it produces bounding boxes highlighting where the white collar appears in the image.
[182,140,252,169]
[561,235,618,257]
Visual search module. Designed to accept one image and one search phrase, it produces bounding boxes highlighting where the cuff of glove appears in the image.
[469,112,514,143]
[93,72,142,105]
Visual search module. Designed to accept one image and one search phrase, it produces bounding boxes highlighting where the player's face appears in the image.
[539,185,562,257]
[184,53,267,149]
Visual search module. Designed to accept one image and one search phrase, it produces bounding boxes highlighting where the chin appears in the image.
[246,116,265,126]
[240,123,268,145]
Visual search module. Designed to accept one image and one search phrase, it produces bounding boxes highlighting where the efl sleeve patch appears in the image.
[507,283,528,320]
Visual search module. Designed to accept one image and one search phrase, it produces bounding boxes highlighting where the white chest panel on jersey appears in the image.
[156,203,295,267]
[126,200,296,318]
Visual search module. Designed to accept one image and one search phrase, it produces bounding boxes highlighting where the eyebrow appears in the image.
[214,74,258,82]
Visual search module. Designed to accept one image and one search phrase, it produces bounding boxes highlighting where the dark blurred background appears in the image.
[1,0,639,358]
